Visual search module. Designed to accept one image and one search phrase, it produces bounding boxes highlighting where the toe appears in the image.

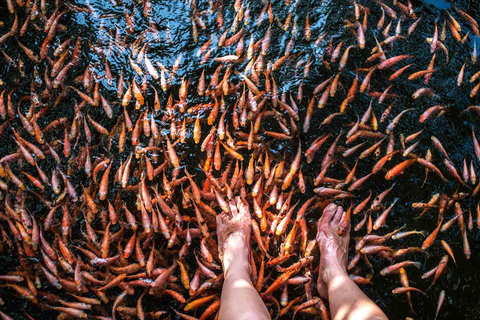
[216,213,224,226]
[339,209,347,224]
[321,203,337,225]
[229,199,239,218]
[237,198,250,218]
[331,206,344,225]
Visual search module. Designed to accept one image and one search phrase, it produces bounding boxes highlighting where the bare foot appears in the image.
[316,203,350,299]
[216,196,252,272]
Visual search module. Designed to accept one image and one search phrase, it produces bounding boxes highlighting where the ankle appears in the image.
[322,259,348,285]
[223,233,250,273]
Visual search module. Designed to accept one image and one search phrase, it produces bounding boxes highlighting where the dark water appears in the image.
[0,0,480,319]
[424,0,451,10]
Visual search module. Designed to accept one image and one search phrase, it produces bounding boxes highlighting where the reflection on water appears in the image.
[423,0,452,10]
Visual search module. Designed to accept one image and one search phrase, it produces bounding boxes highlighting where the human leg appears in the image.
[317,203,388,320]
[217,197,271,320]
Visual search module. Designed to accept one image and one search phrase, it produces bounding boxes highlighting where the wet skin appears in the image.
[316,203,389,320]
[216,200,388,320]
[216,196,271,320]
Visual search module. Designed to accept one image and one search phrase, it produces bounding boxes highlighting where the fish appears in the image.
[385,159,417,180]
[378,55,413,69]
[392,287,426,295]
[380,261,422,276]
[0,1,477,318]
[392,230,426,240]
[435,290,446,320]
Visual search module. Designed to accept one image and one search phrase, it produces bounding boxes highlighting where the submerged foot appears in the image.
[316,203,351,299]
[216,196,252,271]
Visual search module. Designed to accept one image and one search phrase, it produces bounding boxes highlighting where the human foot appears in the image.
[216,196,252,272]
[316,203,351,299]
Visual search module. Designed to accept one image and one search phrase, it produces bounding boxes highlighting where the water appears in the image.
[423,0,452,10]
[0,0,480,319]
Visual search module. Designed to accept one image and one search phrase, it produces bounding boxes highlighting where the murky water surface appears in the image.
[0,0,480,319]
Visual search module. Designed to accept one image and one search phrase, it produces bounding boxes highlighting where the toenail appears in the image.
[326,203,337,210]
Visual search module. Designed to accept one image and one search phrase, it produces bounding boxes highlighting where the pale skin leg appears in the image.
[217,197,271,320]
[317,203,389,320]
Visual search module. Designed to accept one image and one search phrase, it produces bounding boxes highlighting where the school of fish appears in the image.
[0,0,479,319]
